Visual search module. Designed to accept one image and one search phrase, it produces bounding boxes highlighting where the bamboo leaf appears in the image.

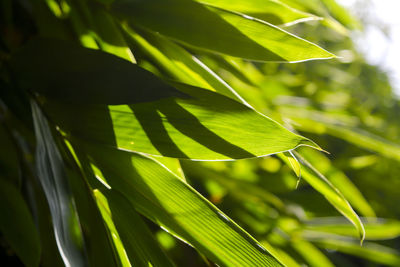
[280,152,365,243]
[10,38,186,104]
[61,143,120,267]
[302,217,400,240]
[124,27,245,102]
[261,242,302,267]
[31,101,87,266]
[91,4,136,62]
[81,144,284,266]
[44,84,319,160]
[94,189,175,267]
[93,189,131,267]
[284,112,400,162]
[313,239,400,266]
[111,0,335,62]
[196,0,321,26]
[283,151,301,184]
[291,240,335,267]
[300,148,376,217]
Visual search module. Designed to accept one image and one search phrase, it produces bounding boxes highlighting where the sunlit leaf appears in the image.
[82,144,284,266]
[44,84,319,160]
[291,240,334,267]
[94,189,175,267]
[112,0,335,62]
[91,5,136,62]
[302,217,400,240]
[61,144,119,267]
[124,27,246,102]
[313,238,400,266]
[299,148,376,217]
[283,151,301,187]
[280,152,365,243]
[291,117,400,162]
[196,0,321,26]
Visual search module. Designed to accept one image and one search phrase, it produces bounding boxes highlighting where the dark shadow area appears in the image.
[130,105,188,158]
[10,38,188,105]
[130,100,255,159]
[157,101,255,158]
[0,239,24,267]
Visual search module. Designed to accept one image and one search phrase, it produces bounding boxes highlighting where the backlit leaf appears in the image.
[44,84,319,160]
[112,0,335,62]
[81,144,284,266]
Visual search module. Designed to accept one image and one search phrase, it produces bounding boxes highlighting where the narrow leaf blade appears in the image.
[111,0,334,62]
[83,144,283,266]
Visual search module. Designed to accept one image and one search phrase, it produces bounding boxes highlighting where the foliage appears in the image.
[1,0,399,266]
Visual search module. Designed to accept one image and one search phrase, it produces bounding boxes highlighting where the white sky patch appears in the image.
[338,0,400,95]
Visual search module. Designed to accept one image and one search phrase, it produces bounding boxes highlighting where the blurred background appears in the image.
[339,0,400,95]
[161,1,400,266]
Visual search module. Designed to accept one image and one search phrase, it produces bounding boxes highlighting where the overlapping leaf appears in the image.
[302,217,400,240]
[111,0,334,62]
[124,27,245,102]
[81,143,283,266]
[196,0,321,25]
[280,152,365,242]
[94,189,175,267]
[44,82,319,160]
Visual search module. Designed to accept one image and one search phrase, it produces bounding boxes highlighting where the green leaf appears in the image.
[280,152,365,243]
[111,0,335,62]
[31,100,87,266]
[94,189,175,267]
[181,160,284,210]
[124,27,245,102]
[302,217,400,240]
[313,239,400,266]
[300,148,376,217]
[291,240,334,267]
[90,4,136,62]
[61,143,120,267]
[319,0,361,29]
[283,151,301,181]
[196,0,321,26]
[82,144,283,266]
[93,189,131,267]
[45,84,319,160]
[290,117,400,162]
[10,38,186,104]
[261,242,302,267]
[0,178,41,267]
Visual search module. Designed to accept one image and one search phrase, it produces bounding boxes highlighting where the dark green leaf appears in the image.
[10,38,186,104]
[0,178,41,267]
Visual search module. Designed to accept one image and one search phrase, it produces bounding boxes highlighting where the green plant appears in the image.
[1,0,400,266]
